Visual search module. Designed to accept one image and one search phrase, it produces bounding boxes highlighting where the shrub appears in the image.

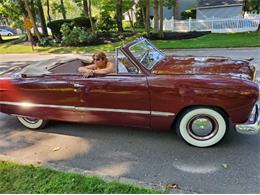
[181,8,196,20]
[97,10,116,32]
[72,17,92,28]
[47,17,94,39]
[39,37,60,47]
[60,23,97,46]
[47,19,72,39]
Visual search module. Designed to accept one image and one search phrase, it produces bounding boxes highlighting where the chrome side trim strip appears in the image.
[151,111,175,117]
[0,101,175,117]
[75,106,150,114]
[0,101,74,110]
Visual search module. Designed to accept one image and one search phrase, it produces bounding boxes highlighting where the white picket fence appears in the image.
[244,11,260,19]
[151,16,260,33]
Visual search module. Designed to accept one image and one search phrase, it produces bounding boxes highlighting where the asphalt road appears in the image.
[0,48,259,193]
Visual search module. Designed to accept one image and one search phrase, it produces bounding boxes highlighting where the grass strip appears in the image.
[0,161,159,194]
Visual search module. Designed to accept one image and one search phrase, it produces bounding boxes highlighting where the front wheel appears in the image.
[175,107,228,147]
[17,116,48,129]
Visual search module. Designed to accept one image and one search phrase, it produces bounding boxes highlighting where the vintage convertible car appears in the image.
[0,38,259,147]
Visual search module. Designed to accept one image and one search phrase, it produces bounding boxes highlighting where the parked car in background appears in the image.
[0,29,15,36]
[0,38,259,147]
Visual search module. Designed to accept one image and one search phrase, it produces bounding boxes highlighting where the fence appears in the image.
[151,16,260,33]
[244,11,260,19]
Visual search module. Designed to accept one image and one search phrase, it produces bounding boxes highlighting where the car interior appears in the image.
[19,55,139,77]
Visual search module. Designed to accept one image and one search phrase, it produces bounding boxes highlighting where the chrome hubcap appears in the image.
[187,115,218,141]
[23,117,39,124]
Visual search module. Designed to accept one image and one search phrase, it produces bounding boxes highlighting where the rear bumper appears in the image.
[235,102,260,135]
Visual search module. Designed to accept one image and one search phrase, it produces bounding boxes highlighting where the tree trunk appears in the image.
[26,28,33,43]
[46,0,51,23]
[23,0,41,41]
[145,0,150,36]
[30,0,37,20]
[60,0,66,19]
[159,0,164,38]
[83,0,89,17]
[174,0,179,19]
[88,0,95,34]
[153,0,159,33]
[36,0,48,37]
[116,0,124,33]
[127,11,135,32]
[142,7,146,28]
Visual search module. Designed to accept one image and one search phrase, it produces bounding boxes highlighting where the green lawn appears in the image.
[0,161,159,194]
[2,35,21,41]
[0,32,259,54]
[1,35,21,41]
[153,31,260,49]
[0,35,138,54]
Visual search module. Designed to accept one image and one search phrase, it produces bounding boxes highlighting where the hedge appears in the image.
[47,17,94,39]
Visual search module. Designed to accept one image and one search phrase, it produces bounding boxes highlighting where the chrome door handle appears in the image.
[74,83,84,88]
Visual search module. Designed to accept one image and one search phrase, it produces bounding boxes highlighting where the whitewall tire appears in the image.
[17,116,48,129]
[176,107,228,147]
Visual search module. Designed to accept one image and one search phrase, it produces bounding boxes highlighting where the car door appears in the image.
[73,74,150,128]
[10,74,83,122]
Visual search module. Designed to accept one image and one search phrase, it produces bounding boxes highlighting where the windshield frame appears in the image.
[128,38,166,70]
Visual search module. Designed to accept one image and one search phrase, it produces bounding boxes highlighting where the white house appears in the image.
[196,0,244,19]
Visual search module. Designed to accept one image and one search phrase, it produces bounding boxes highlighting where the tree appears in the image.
[159,0,164,38]
[88,0,96,34]
[145,0,150,36]
[244,0,260,12]
[134,0,146,28]
[116,0,124,32]
[46,0,51,23]
[0,0,25,29]
[36,0,48,37]
[83,0,89,17]
[122,0,135,32]
[164,0,176,19]
[23,0,41,41]
[60,0,66,19]
[126,10,135,32]
[153,0,159,33]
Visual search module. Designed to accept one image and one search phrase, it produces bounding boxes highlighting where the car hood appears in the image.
[152,56,256,80]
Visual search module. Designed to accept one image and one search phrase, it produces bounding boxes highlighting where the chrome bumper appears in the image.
[236,102,260,135]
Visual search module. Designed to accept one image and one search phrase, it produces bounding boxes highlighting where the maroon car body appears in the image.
[0,38,259,147]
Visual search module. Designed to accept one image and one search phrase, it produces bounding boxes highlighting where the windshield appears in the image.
[129,39,165,70]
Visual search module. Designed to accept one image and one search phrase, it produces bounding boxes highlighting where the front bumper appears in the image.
[236,102,260,135]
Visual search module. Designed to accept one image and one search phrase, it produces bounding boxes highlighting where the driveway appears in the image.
[0,48,259,193]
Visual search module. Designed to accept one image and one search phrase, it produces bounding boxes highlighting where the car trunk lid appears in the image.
[152,56,256,80]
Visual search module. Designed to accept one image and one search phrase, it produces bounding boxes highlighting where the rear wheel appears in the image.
[17,116,48,129]
[175,107,228,147]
